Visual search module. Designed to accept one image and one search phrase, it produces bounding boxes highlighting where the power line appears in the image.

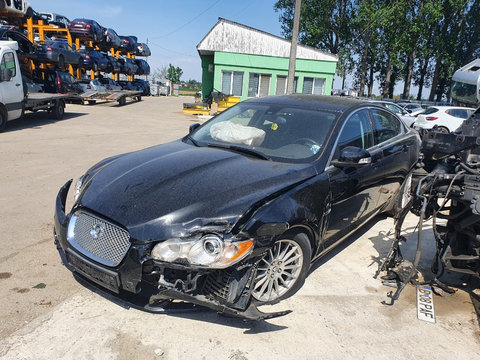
[150,0,222,39]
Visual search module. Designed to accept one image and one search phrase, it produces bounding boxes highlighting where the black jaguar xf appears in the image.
[54,95,421,319]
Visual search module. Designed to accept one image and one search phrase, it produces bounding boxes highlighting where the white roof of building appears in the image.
[197,18,338,62]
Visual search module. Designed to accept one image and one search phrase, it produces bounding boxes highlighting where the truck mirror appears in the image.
[0,68,12,82]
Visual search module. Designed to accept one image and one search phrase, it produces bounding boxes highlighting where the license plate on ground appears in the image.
[66,249,120,293]
[417,285,436,323]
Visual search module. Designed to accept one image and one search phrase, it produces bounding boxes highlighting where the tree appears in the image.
[151,65,168,84]
[167,64,183,83]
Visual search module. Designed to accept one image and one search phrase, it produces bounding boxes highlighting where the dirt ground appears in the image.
[0,96,478,360]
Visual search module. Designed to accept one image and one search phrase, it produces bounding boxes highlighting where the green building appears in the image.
[197,18,338,101]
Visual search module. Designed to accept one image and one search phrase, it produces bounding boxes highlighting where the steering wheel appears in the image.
[294,138,321,154]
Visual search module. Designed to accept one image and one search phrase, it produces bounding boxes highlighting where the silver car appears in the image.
[78,79,107,93]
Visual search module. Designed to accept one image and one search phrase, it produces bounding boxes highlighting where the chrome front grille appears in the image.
[67,211,131,267]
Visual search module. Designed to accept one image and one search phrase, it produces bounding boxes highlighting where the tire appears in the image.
[78,57,84,68]
[136,96,142,101]
[252,231,311,305]
[435,126,449,134]
[0,109,6,132]
[88,100,96,105]
[58,55,65,70]
[92,62,98,72]
[387,173,412,217]
[118,97,126,106]
[52,100,65,120]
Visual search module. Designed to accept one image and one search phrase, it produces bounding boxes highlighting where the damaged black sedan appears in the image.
[54,95,420,319]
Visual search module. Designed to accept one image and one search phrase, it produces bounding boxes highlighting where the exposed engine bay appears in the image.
[377,108,480,307]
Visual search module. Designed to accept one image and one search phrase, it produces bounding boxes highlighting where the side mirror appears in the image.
[189,123,200,133]
[0,68,12,82]
[331,146,372,168]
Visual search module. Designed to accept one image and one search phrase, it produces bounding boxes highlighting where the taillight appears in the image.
[86,54,91,59]
[125,40,130,44]
[47,46,53,52]
[107,32,111,36]
[86,24,91,29]
[57,76,61,89]
[426,116,438,121]
[87,85,91,89]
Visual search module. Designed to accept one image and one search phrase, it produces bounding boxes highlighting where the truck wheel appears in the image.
[136,96,142,101]
[0,110,6,132]
[88,100,96,105]
[52,100,65,120]
[118,97,126,106]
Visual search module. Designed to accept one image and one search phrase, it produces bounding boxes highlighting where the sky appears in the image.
[31,0,285,82]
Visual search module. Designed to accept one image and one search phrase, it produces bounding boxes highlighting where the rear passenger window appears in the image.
[446,109,468,119]
[371,109,402,144]
[334,109,373,158]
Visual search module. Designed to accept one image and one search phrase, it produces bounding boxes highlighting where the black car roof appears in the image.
[246,94,371,113]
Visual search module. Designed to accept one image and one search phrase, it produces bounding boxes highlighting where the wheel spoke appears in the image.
[283,264,301,271]
[283,253,301,266]
[278,276,289,288]
[281,271,297,279]
[282,246,298,262]
[254,274,268,289]
[265,278,274,300]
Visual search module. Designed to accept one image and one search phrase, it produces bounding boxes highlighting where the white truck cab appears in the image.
[0,40,24,124]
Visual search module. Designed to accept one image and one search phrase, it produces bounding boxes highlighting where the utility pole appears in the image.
[286,0,301,94]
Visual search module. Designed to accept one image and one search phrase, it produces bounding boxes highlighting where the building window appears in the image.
[221,71,243,96]
[248,73,271,97]
[276,75,298,95]
[302,77,325,95]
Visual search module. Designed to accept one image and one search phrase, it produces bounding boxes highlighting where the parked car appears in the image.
[53,95,421,319]
[35,40,83,68]
[136,42,151,57]
[78,79,106,93]
[119,35,137,53]
[134,59,150,75]
[117,57,137,74]
[79,48,109,72]
[22,75,42,94]
[368,100,415,127]
[132,79,150,95]
[68,18,104,42]
[104,55,121,73]
[399,103,423,114]
[98,28,121,50]
[118,80,135,90]
[0,0,33,18]
[413,106,476,133]
[98,77,121,91]
[36,69,83,94]
[0,26,34,58]
[39,12,69,28]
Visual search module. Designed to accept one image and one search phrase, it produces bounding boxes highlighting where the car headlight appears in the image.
[151,234,254,269]
[74,176,84,202]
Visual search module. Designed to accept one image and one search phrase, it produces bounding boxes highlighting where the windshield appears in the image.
[451,80,479,106]
[190,102,338,162]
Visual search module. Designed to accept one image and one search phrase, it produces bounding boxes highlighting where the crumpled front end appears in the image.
[53,180,289,320]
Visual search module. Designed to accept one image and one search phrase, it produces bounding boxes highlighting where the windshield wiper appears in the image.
[208,143,271,160]
[186,134,199,147]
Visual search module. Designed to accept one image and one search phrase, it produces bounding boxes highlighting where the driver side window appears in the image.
[334,109,373,159]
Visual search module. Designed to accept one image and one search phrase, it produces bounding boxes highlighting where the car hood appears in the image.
[78,140,317,241]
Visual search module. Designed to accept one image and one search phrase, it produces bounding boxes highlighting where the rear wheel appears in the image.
[118,96,126,106]
[92,62,98,72]
[52,100,65,120]
[252,231,311,305]
[88,100,96,105]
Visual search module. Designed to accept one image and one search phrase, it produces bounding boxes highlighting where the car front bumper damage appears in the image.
[53,180,290,320]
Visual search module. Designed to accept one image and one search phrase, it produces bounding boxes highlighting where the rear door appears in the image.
[324,109,383,248]
[370,108,412,207]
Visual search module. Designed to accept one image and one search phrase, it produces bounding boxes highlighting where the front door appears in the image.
[0,51,23,120]
[323,109,384,249]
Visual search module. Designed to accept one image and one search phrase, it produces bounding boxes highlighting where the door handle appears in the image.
[15,83,21,87]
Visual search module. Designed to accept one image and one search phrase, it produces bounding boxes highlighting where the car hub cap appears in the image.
[252,239,303,302]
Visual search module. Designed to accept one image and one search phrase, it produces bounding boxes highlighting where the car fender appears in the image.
[238,172,330,256]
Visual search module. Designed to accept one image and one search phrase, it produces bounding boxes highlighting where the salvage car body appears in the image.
[54,95,421,319]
